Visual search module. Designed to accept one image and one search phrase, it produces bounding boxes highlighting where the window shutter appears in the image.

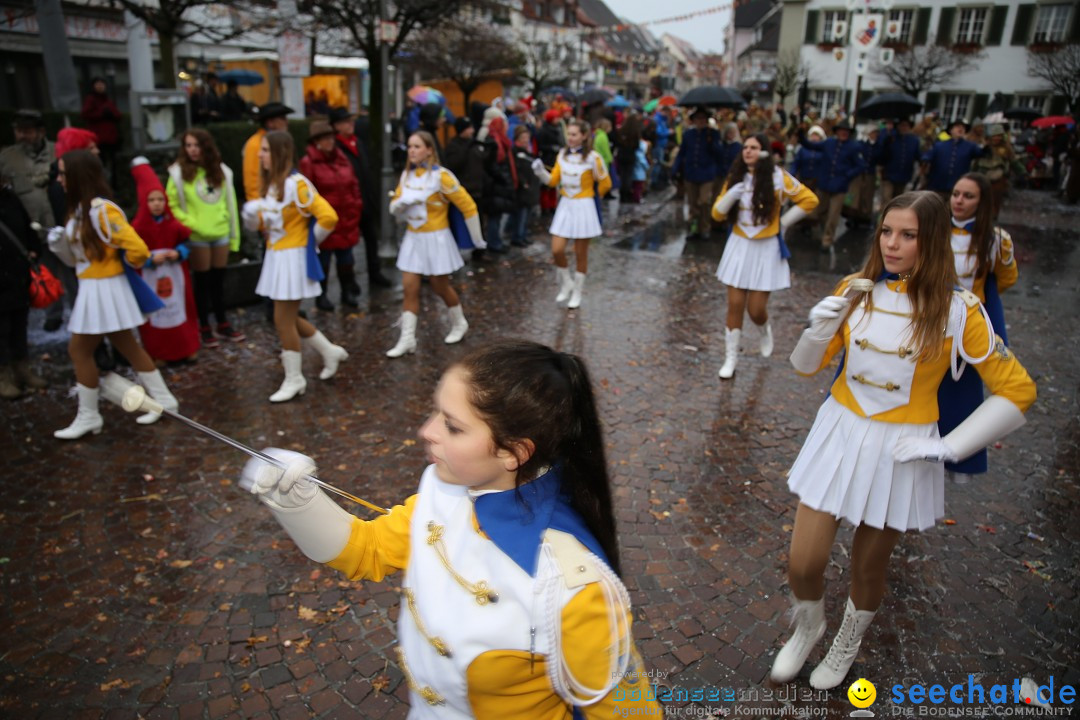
[936,7,956,45]
[914,7,933,44]
[986,5,1009,45]
[972,93,990,118]
[1049,96,1067,115]
[1071,3,1080,41]
[1011,4,1035,45]
[844,89,853,113]
[924,92,942,113]
[805,10,820,44]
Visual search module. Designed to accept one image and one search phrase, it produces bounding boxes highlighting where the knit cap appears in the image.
[54,128,98,158]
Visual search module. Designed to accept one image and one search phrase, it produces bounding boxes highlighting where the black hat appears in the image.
[454,116,472,135]
[256,102,294,123]
[12,109,44,128]
[690,107,711,120]
[948,118,970,132]
[833,119,853,132]
[328,106,354,125]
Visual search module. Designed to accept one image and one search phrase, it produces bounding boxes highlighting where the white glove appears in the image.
[242,448,318,510]
[780,205,809,234]
[531,158,544,175]
[713,180,745,216]
[465,213,486,249]
[389,196,420,217]
[894,396,1026,464]
[532,158,552,185]
[789,295,850,374]
[46,226,77,267]
[241,447,354,563]
[46,225,66,246]
[241,200,262,231]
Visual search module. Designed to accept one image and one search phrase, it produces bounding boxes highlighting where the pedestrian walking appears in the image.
[130,158,199,364]
[243,102,292,201]
[672,108,723,241]
[481,116,518,254]
[299,120,363,311]
[875,119,921,208]
[241,339,661,718]
[711,134,819,380]
[385,130,484,358]
[773,191,1036,690]
[47,150,181,438]
[166,129,245,346]
[972,124,1025,220]
[531,119,612,310]
[920,119,987,201]
[798,120,865,250]
[937,171,1019,479]
[508,125,540,248]
[241,131,348,402]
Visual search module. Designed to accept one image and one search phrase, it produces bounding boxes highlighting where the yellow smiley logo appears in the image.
[848,678,877,708]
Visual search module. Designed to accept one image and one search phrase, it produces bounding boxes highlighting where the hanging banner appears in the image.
[832,20,849,42]
[879,47,896,65]
[278,31,312,77]
[885,18,902,38]
[850,13,883,50]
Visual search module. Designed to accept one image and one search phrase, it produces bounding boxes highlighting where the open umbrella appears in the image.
[1031,115,1075,128]
[408,85,445,106]
[580,88,613,106]
[542,85,577,100]
[605,94,630,109]
[643,98,660,113]
[856,92,922,120]
[216,69,264,86]
[1004,106,1043,122]
[677,85,746,109]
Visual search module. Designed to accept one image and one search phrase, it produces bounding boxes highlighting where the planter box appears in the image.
[1029,42,1063,54]
[222,259,264,309]
[952,42,984,54]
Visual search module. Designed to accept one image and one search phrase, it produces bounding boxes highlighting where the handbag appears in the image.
[0,218,64,308]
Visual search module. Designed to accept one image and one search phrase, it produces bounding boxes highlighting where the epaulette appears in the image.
[544,529,601,589]
[954,287,980,308]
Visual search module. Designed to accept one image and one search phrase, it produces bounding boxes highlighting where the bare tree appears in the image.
[108,0,273,88]
[871,37,984,98]
[1027,43,1080,115]
[772,48,808,111]
[515,25,584,99]
[408,15,525,109]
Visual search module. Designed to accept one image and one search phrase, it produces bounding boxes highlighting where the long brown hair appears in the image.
[565,119,593,155]
[954,172,994,281]
[724,133,776,225]
[258,130,295,200]
[454,340,621,576]
[62,149,112,262]
[177,128,225,187]
[407,130,440,170]
[855,191,957,361]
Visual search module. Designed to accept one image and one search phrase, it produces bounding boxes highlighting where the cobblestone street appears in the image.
[1,190,1077,719]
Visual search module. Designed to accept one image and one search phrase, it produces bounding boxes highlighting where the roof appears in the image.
[738,14,780,56]
[733,0,776,29]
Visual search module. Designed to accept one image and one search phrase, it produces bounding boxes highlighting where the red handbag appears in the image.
[0,218,65,308]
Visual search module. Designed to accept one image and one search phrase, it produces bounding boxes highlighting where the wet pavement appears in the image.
[1,189,1077,719]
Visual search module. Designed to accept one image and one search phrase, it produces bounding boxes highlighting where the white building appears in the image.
[777,0,1078,119]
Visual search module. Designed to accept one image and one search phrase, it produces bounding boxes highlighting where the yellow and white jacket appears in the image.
[541,149,612,200]
[712,168,819,239]
[53,198,150,279]
[802,277,1036,424]
[327,466,659,719]
[390,166,479,234]
[243,174,338,252]
[950,218,1018,302]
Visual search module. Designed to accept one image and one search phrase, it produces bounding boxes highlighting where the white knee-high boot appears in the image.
[567,272,586,309]
[757,321,774,357]
[386,311,418,358]
[719,328,740,379]
[270,350,306,402]
[444,305,468,344]
[135,370,179,424]
[809,597,877,690]
[54,383,104,439]
[302,330,348,380]
[555,266,574,303]
[770,597,826,682]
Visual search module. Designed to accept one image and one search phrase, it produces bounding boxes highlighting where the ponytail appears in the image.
[455,340,621,576]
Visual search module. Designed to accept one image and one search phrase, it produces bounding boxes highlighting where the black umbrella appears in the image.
[1003,106,1043,122]
[579,88,613,106]
[677,85,747,109]
[856,92,922,120]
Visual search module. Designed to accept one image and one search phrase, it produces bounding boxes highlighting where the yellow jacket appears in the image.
[951,223,1018,302]
[804,278,1036,424]
[542,149,612,199]
[390,166,478,234]
[242,129,265,201]
[250,174,339,251]
[712,168,819,238]
[69,199,150,279]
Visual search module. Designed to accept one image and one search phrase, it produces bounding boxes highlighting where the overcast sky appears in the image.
[614,0,731,54]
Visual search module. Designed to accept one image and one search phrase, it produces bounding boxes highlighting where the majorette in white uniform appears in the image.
[390,165,482,276]
[49,198,150,335]
[539,148,611,240]
[950,217,1017,300]
[712,168,819,292]
[788,277,1036,531]
[246,173,338,301]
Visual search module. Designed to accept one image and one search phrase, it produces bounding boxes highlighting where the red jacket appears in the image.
[81,92,121,147]
[299,144,362,250]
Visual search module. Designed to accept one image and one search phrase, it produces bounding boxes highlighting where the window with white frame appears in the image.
[955,7,988,44]
[811,89,842,115]
[821,10,848,43]
[1016,95,1048,112]
[942,93,971,121]
[1033,4,1071,43]
[887,9,915,44]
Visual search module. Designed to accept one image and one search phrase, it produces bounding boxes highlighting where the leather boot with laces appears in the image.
[809,597,876,690]
[770,597,826,683]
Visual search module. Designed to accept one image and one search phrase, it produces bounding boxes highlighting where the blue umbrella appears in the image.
[605,94,630,109]
[217,69,264,86]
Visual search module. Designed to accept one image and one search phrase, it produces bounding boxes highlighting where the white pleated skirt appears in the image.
[787,396,945,532]
[397,228,464,276]
[69,274,145,335]
[716,232,790,292]
[256,247,321,301]
[550,196,601,239]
